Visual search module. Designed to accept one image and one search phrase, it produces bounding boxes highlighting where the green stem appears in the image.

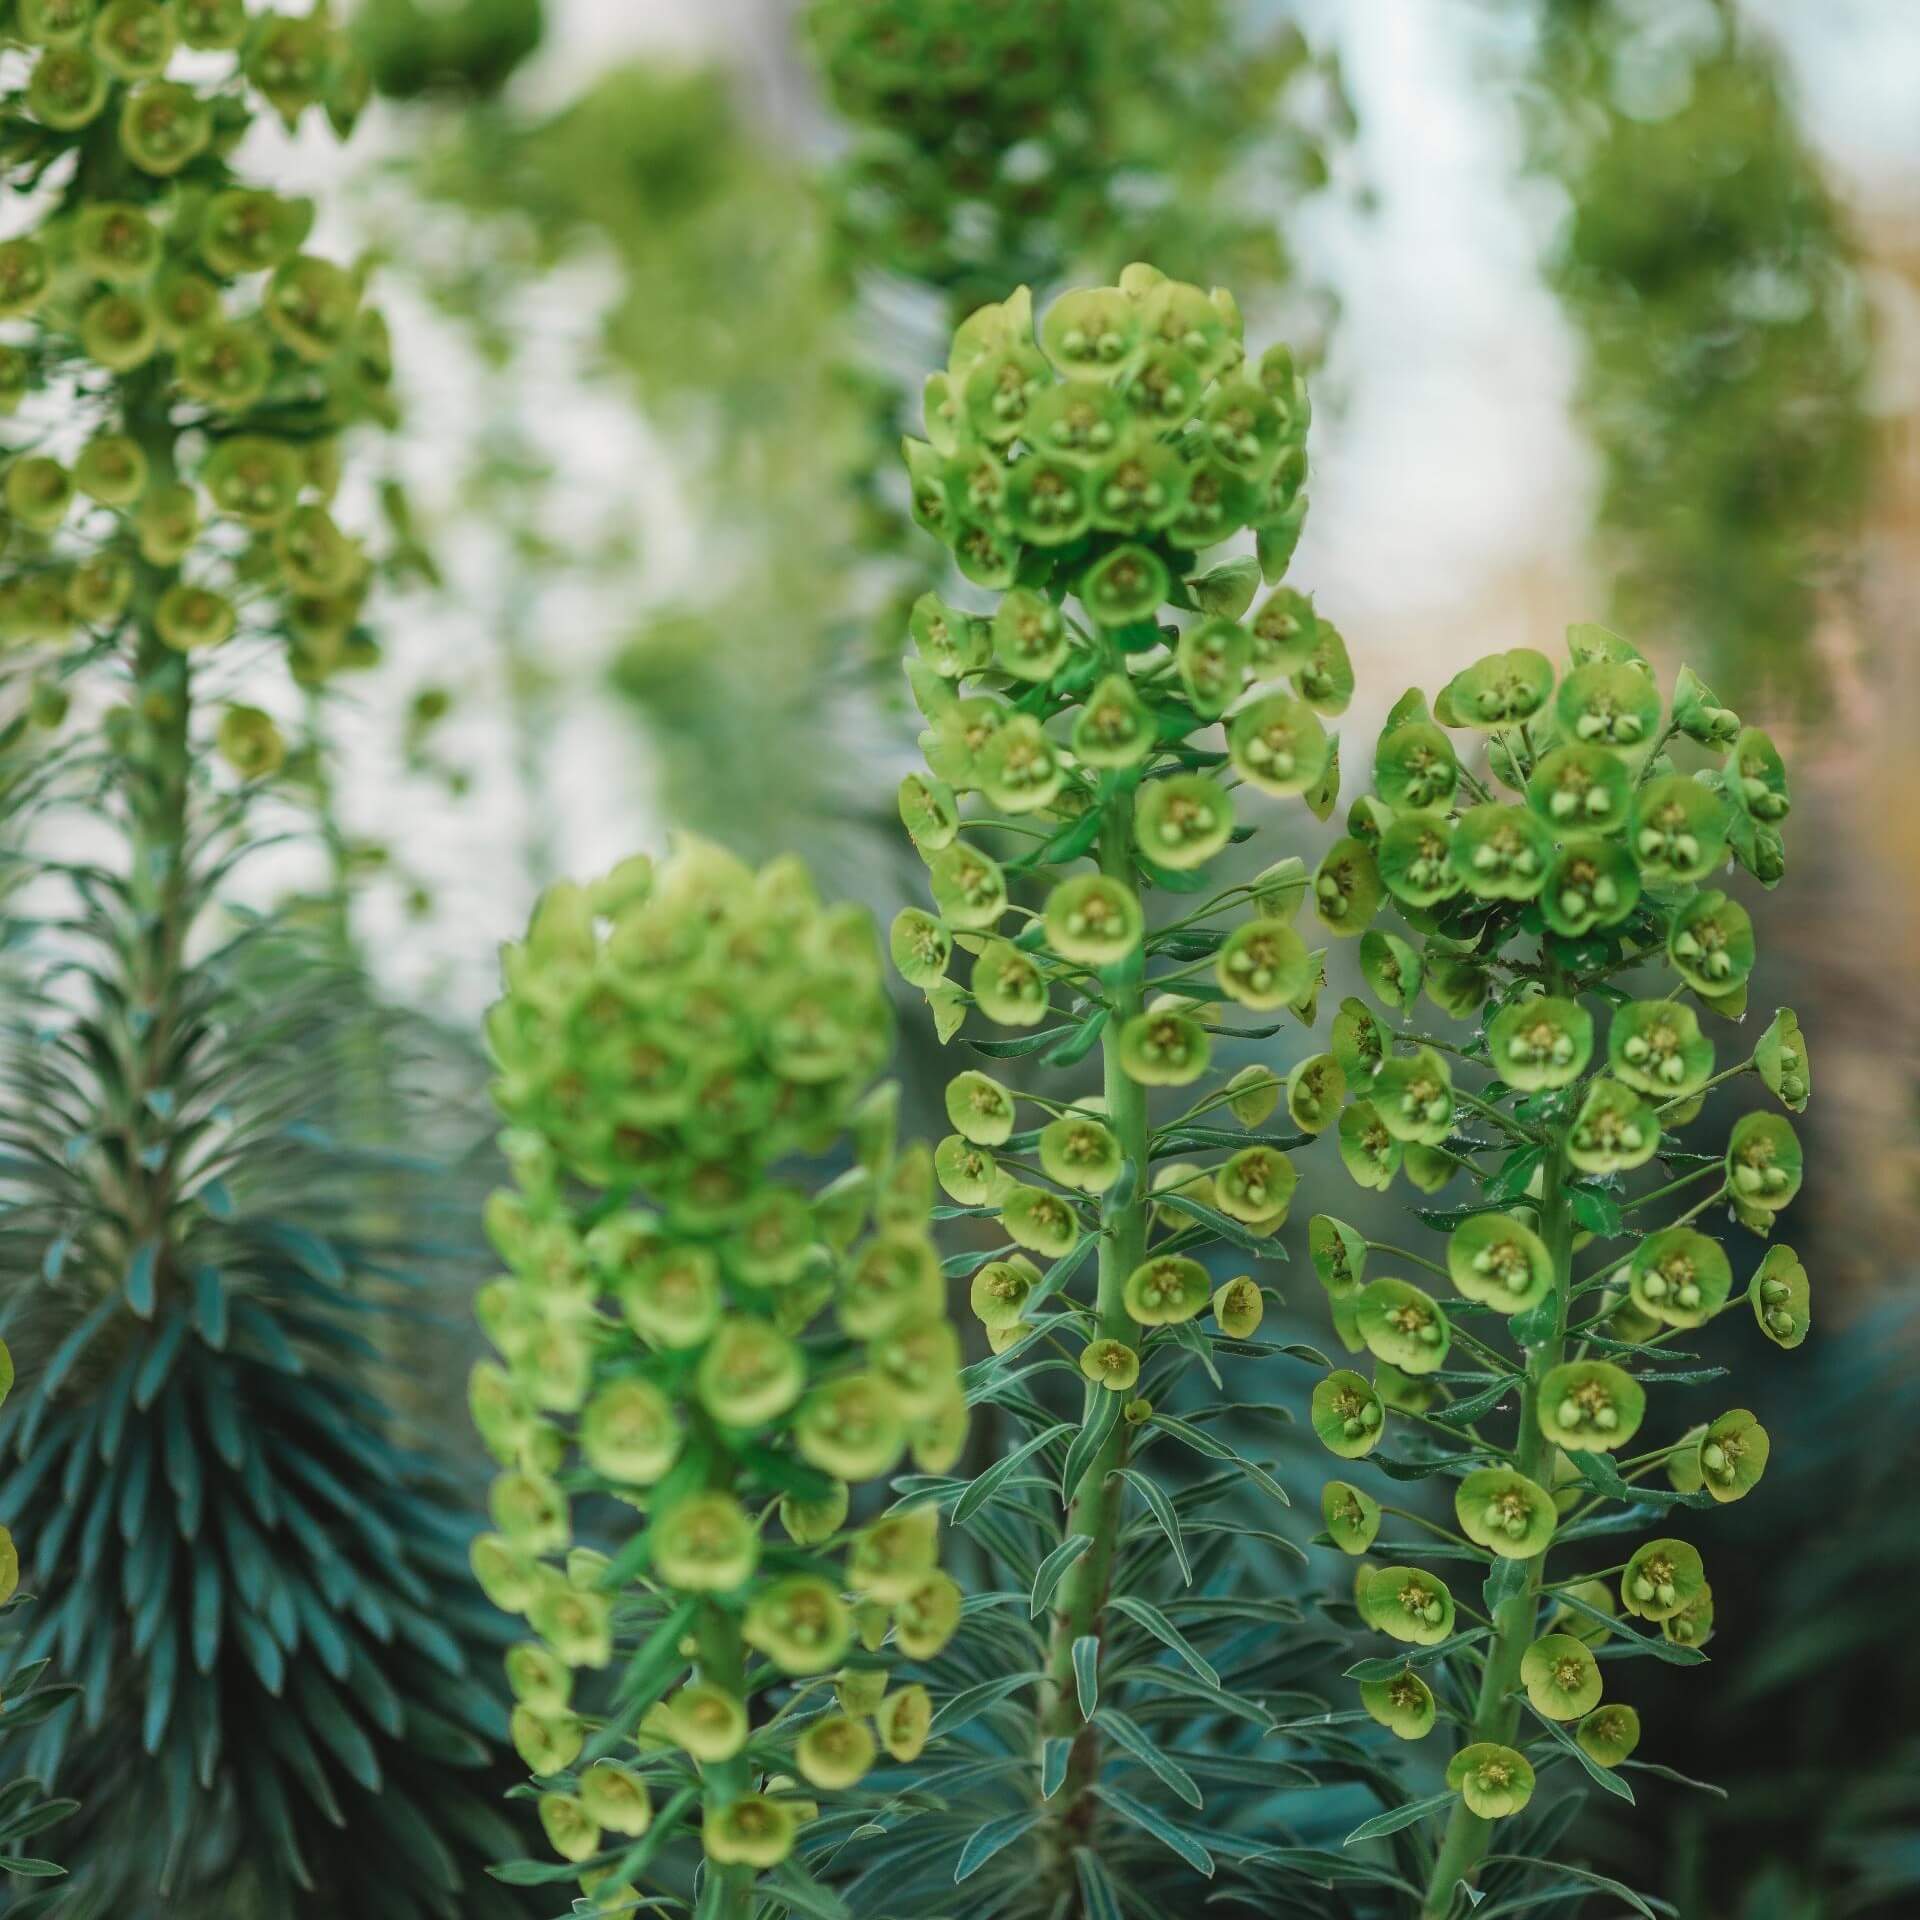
[1420,1125,1572,1918]
[694,1603,754,1920]
[1038,808,1148,1901]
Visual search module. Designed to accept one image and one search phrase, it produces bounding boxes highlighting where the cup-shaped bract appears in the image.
[1362,1668,1437,1740]
[1752,1244,1810,1349]
[1488,995,1594,1091]
[1609,1000,1715,1100]
[1355,1278,1451,1376]
[1622,1537,1706,1623]
[1521,1634,1603,1720]
[1539,1360,1646,1453]
[1323,1480,1383,1555]
[1627,1226,1732,1329]
[1359,1565,1456,1646]
[480,847,966,1887]
[1456,1468,1557,1560]
[1447,1213,1553,1314]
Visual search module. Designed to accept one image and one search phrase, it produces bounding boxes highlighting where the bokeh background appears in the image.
[27,0,1919,1913]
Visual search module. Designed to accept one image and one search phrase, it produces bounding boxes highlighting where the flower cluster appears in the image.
[885,268,1339,1909]
[474,843,967,1909]
[0,0,394,768]
[1302,625,1807,1908]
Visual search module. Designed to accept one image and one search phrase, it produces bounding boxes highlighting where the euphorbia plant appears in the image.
[474,842,969,1917]
[1303,626,1808,1916]
[883,266,1349,1911]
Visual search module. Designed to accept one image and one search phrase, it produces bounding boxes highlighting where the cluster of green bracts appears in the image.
[1300,625,1807,1914]
[0,0,392,765]
[891,266,1337,1881]
[474,844,969,1914]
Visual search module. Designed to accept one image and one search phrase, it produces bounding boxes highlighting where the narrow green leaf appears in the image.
[1094,1706,1202,1808]
[1030,1535,1094,1619]
[1343,1789,1456,1847]
[1115,1469,1190,1586]
[1040,1737,1072,1799]
[1089,1783,1213,1876]
[1072,1635,1099,1720]
[955,1423,1073,1528]
[1107,1594,1218,1690]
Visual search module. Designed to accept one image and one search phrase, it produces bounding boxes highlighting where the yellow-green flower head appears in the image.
[796,1711,876,1792]
[1556,659,1660,752]
[696,1316,805,1428]
[1442,649,1554,730]
[1228,691,1329,798]
[505,1640,572,1715]
[1359,1564,1455,1645]
[969,1254,1038,1333]
[650,1490,758,1594]
[1610,1001,1714,1100]
[1456,1467,1557,1560]
[1286,1055,1345,1136]
[1631,775,1731,886]
[538,1788,599,1864]
[899,772,960,853]
[1175,616,1250,718]
[1522,1633,1602,1720]
[1543,835,1641,939]
[509,1703,582,1777]
[580,1763,653,1838]
[841,1230,944,1341]
[1692,1407,1770,1504]
[1528,742,1633,835]
[1217,918,1312,1011]
[1727,1110,1802,1212]
[972,938,1051,1028]
[1337,1100,1402,1193]
[1071,672,1155,770]
[1374,717,1459,815]
[489,1468,567,1554]
[1361,1667,1436,1741]
[1755,1007,1809,1113]
[1577,1704,1642,1769]
[1449,803,1555,903]
[1039,1113,1123,1195]
[848,1504,939,1606]
[1135,773,1234,871]
[1663,1584,1715,1649]
[1377,814,1461,911]
[471,1533,540,1614]
[1488,995,1595,1093]
[530,1582,612,1670]
[1371,1049,1454,1149]
[1310,1215,1368,1298]
[1079,1337,1141,1392]
[1538,1360,1645,1453]
[1123,1255,1210,1327]
[1322,1479,1381,1555]
[1313,836,1384,936]
[1355,1279,1450,1376]
[1622,1537,1706,1623]
[743,1575,851,1676]
[1627,1226,1731,1329]
[944,1070,1016,1148]
[927,841,1008,932]
[1728,727,1791,823]
[1668,889,1756,999]
[1446,1213,1551,1315]
[999,1182,1079,1257]
[795,1371,905,1481]
[1116,1005,1210,1087]
[1551,1577,1617,1647]
[1213,1275,1265,1340]
[0,235,50,317]
[1752,1244,1810,1348]
[1568,1078,1661,1175]
[1446,1743,1535,1819]
[664,1681,750,1763]
[779,1480,849,1548]
[1214,1145,1297,1227]
[1043,872,1144,967]
[876,1684,932,1763]
[621,1247,722,1348]
[1312,1369,1384,1459]
[66,555,131,629]
[120,77,212,175]
[889,908,951,990]
[28,45,111,127]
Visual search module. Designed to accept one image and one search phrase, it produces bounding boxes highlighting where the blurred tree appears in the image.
[1522,0,1874,715]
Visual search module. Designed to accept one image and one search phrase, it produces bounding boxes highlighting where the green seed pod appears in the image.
[1446,1213,1551,1314]
[794,1372,904,1481]
[1360,1667,1436,1741]
[1039,1113,1122,1195]
[1079,1337,1141,1392]
[1450,803,1554,902]
[1444,649,1555,730]
[1212,1275,1264,1339]
[1313,836,1383,936]
[1360,1564,1455,1645]
[1216,918,1312,1012]
[1568,1077,1661,1175]
[1692,1407,1770,1504]
[651,1491,758,1594]
[1576,1704,1642,1769]
[1630,775,1731,886]
[1727,727,1790,823]
[1214,1145,1296,1226]
[1135,772,1233,870]
[927,841,1007,932]
[1627,1226,1731,1329]
[1378,815,1461,910]
[1310,1214,1368,1297]
[1542,835,1641,939]
[264,253,360,362]
[1374,718,1459,815]
[1755,1007,1809,1112]
[1528,743,1633,834]
[120,78,213,175]
[1226,691,1329,798]
[1726,1110,1802,1212]
[1751,1243,1810,1348]
[889,908,951,989]
[1521,1633,1602,1720]
[876,1683,931,1763]
[1537,1360,1646,1453]
[1371,1049,1454,1148]
[1622,1537,1706,1623]
[1556,659,1660,752]
[1355,1278,1450,1376]
[1122,1255,1210,1328]
[1081,542,1169,627]
[1312,1368,1385,1459]
[1457,1467,1556,1559]
[1609,1001,1714,1100]
[1287,1054,1345,1135]
[1228,1063,1282,1128]
[1445,1742,1535,1819]
[1116,1006,1210,1086]
[1322,1479,1382,1555]
[1338,1100,1401,1192]
[999,1182,1080,1258]
[1359,930,1422,1015]
[28,46,111,127]
[702,1792,795,1869]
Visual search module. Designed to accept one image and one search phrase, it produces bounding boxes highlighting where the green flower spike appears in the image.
[1756,1007,1810,1112]
[1372,1049,1454,1147]
[1622,1537,1706,1623]
[1213,1275,1264,1339]
[889,908,952,989]
[1691,1408,1770,1504]
[1627,1226,1731,1328]
[1044,872,1143,964]
[1631,775,1731,887]
[1728,728,1791,822]
[1116,1005,1210,1086]
[1288,1055,1346,1135]
[1450,804,1554,902]
[1543,836,1641,939]
[1217,918,1312,1011]
[1312,1369,1385,1459]
[1522,1633,1603,1720]
[945,1070,1016,1146]
[1082,542,1170,627]
[1457,1467,1556,1560]
[927,841,1008,931]
[1310,1215,1368,1297]
[1446,1743,1536,1820]
[1488,995,1594,1091]
[1360,929,1424,1014]
[1668,889,1756,999]
[1374,718,1459,815]
[1135,773,1234,870]
[1568,1078,1661,1175]
[1529,743,1633,835]
[1361,1565,1456,1645]
[1227,691,1329,797]
[1080,1338,1141,1392]
[1355,1278,1451,1376]
[1556,659,1661,752]
[1378,815,1462,910]
[1577,1704,1642,1769]
[1338,1101,1402,1192]
[1314,837,1384,935]
[1726,1111,1803,1212]
[1122,1255,1210,1327]
[1214,1145,1297,1226]
[1361,1668,1437,1741]
[1447,1213,1552,1314]
[1610,1000,1715,1101]
[1323,1480,1382,1555]
[1752,1244,1810,1348]
[1538,1361,1646,1452]
[1444,648,1555,730]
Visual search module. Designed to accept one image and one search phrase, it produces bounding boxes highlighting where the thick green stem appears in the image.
[695,1603,754,1920]
[1420,1126,1573,1918]
[1038,807,1149,1893]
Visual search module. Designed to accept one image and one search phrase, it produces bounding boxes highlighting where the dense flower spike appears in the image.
[479,845,966,1910]
[889,270,1340,1910]
[1300,628,1810,1915]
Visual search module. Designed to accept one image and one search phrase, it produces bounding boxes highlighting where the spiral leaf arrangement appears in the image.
[1301,626,1807,1915]
[474,843,969,1918]
[879,265,1361,1912]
